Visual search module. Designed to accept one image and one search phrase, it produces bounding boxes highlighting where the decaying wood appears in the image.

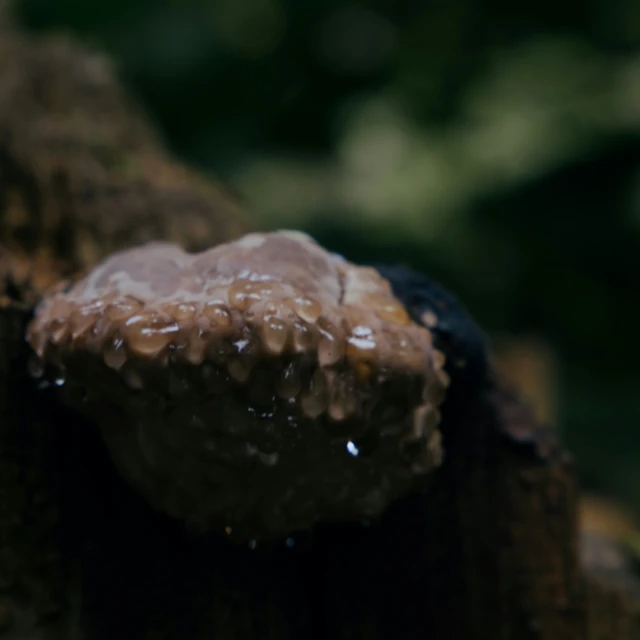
[0,24,251,640]
[1,23,639,640]
[0,28,251,302]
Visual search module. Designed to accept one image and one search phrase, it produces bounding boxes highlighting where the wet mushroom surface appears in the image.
[26,231,449,540]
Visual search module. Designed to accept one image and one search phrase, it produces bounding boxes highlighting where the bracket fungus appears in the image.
[26,231,449,540]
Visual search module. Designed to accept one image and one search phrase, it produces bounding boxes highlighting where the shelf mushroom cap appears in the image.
[27,231,449,539]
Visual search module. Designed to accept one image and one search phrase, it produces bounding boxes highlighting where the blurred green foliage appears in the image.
[14,0,640,507]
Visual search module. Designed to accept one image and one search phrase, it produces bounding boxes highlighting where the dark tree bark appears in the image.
[1,22,639,640]
[0,27,250,304]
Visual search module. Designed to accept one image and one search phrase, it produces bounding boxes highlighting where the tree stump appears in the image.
[0,22,639,640]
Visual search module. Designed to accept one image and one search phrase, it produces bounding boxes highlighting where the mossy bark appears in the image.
[0,23,639,640]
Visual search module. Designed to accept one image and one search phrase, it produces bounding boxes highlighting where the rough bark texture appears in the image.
[0,28,251,303]
[0,23,251,640]
[1,22,639,640]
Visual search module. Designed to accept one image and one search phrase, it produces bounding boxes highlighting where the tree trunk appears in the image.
[1,23,639,640]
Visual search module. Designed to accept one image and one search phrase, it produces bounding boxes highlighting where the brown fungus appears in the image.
[26,231,449,540]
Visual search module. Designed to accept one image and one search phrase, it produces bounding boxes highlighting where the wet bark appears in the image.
[1,23,639,640]
[0,27,250,303]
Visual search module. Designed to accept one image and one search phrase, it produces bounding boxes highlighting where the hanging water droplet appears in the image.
[292,320,315,352]
[248,539,257,550]
[275,361,302,399]
[300,369,328,418]
[261,315,288,355]
[233,338,250,354]
[346,441,359,457]
[289,296,321,323]
[103,337,127,370]
[317,335,343,366]
[53,369,66,387]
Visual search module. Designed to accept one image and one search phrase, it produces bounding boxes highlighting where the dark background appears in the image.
[14,0,640,513]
